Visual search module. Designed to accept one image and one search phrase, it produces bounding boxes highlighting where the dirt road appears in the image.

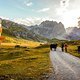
[50,48,80,80]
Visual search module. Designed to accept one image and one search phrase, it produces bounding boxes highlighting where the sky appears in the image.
[0,0,80,28]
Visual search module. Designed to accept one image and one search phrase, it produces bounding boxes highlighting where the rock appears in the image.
[15,45,21,48]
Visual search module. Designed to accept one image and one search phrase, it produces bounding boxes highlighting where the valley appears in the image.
[0,18,80,80]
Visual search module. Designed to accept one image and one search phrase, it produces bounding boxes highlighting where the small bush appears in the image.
[15,45,21,48]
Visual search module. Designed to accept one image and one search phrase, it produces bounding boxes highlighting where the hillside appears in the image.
[1,35,41,48]
[2,18,80,41]
[1,19,49,42]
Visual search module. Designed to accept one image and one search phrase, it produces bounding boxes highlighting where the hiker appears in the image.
[61,43,64,52]
[64,43,68,52]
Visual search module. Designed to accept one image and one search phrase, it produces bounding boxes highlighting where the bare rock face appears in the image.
[29,20,66,39]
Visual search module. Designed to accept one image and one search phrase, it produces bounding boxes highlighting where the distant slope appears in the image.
[1,19,49,42]
[66,27,80,40]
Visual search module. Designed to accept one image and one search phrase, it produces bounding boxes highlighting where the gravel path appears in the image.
[50,48,80,80]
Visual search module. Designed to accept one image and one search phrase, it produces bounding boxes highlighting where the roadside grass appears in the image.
[68,45,80,58]
[58,40,80,58]
[0,44,51,80]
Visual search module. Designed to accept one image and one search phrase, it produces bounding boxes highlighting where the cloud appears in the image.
[37,8,50,12]
[14,18,42,26]
[0,16,10,20]
[13,17,54,26]
[24,2,33,7]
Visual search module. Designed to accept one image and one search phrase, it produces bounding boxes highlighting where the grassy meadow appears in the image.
[0,36,52,80]
[1,35,41,47]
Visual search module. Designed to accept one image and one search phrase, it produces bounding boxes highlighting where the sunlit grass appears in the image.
[68,45,80,58]
[1,35,41,47]
[0,44,51,80]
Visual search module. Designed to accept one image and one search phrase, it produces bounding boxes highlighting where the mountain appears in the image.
[66,27,80,40]
[1,19,49,42]
[27,20,66,39]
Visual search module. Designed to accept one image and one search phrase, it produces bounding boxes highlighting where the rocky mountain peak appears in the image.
[39,20,58,28]
[28,20,66,39]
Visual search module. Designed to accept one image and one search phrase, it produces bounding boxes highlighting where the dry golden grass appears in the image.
[68,45,80,58]
[0,43,51,80]
[0,35,41,47]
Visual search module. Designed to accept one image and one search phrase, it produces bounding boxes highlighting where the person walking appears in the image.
[61,43,64,52]
[64,43,68,52]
